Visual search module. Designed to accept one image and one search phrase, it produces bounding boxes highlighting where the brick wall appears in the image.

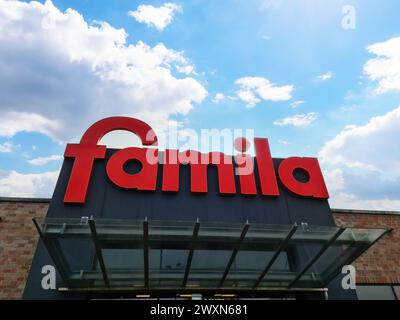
[0,199,48,299]
[0,198,399,299]
[333,210,400,285]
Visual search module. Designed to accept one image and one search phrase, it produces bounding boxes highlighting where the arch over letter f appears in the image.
[63,117,157,203]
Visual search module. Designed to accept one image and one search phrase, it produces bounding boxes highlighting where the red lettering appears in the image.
[235,154,257,195]
[62,117,331,204]
[63,116,157,203]
[278,157,329,199]
[254,138,280,196]
[106,147,158,190]
[63,144,106,203]
[162,150,236,194]
[80,117,157,146]
[161,149,180,192]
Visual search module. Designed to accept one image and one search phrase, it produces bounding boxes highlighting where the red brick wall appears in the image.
[333,210,400,285]
[0,200,48,299]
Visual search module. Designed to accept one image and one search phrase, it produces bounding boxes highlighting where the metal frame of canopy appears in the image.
[33,217,390,295]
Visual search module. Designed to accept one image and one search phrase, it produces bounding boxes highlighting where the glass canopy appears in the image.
[33,217,389,292]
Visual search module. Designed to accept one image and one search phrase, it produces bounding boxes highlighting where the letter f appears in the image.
[63,144,106,203]
[63,117,158,204]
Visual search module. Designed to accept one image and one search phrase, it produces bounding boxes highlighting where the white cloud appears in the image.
[0,141,19,153]
[323,168,400,211]
[128,3,182,31]
[319,106,400,172]
[0,170,59,198]
[235,77,293,108]
[212,93,226,104]
[323,168,345,193]
[330,191,400,211]
[364,37,400,94]
[236,90,260,108]
[316,71,333,81]
[278,139,290,145]
[28,154,63,166]
[260,0,282,10]
[274,112,318,127]
[320,106,400,211]
[0,111,62,140]
[290,100,305,109]
[176,64,195,75]
[0,0,206,143]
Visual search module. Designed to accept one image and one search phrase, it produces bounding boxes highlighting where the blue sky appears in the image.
[1,0,400,210]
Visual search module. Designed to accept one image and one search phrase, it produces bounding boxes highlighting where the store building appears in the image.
[1,198,399,300]
[0,117,399,300]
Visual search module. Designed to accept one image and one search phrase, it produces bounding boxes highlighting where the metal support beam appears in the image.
[253,223,298,288]
[321,228,392,287]
[288,227,345,288]
[32,218,71,286]
[58,286,329,295]
[143,217,149,288]
[218,222,250,287]
[88,218,109,287]
[182,219,200,287]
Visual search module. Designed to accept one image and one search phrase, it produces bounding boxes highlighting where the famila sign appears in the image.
[63,117,329,204]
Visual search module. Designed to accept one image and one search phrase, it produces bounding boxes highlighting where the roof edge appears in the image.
[331,208,400,216]
[0,196,51,203]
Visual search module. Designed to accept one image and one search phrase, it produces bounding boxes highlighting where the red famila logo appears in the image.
[63,117,329,203]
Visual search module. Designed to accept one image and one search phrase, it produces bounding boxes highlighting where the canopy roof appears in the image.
[33,217,389,293]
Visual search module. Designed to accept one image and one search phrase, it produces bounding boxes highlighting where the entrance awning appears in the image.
[33,217,389,293]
